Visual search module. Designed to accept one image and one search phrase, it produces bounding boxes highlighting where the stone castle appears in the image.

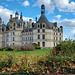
[0,4,63,48]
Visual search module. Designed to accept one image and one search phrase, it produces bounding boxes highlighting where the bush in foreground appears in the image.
[32,43,41,49]
[53,39,75,56]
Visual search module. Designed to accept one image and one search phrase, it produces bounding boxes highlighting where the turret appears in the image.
[60,26,63,33]
[41,4,45,15]
[10,14,12,19]
[15,11,19,19]
[20,12,23,20]
[0,17,2,32]
[36,17,37,23]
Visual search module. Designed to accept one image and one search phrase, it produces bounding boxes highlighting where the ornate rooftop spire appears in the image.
[41,4,45,15]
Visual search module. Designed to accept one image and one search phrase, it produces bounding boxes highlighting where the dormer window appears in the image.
[38,25,40,28]
[43,24,45,28]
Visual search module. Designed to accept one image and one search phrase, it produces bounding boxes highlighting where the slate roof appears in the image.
[22,28,33,32]
[15,19,20,28]
[37,14,55,29]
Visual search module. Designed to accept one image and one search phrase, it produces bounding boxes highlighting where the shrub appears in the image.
[5,47,13,51]
[54,39,75,56]
[32,43,41,49]
[0,47,13,51]
[21,44,35,51]
[11,45,22,51]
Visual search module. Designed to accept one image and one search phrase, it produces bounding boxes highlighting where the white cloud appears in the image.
[71,28,75,33]
[0,6,33,24]
[33,0,75,13]
[33,0,55,13]
[23,17,33,22]
[54,15,62,19]
[22,0,30,7]
[52,18,75,27]
[53,0,75,12]
[0,6,15,24]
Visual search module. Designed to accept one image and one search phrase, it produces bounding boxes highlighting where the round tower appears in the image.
[41,4,45,15]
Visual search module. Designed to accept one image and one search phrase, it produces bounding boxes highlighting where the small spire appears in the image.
[20,12,23,19]
[21,12,22,15]
[15,10,19,15]
[0,16,2,20]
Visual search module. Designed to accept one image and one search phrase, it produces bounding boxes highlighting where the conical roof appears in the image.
[37,14,54,29]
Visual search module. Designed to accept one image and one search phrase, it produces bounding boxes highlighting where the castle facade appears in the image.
[0,5,63,48]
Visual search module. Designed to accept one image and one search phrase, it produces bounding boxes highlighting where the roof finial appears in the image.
[15,10,19,15]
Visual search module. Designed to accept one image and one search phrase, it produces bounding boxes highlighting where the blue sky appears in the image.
[0,0,75,40]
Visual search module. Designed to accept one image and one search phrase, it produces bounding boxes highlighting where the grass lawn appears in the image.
[0,49,52,64]
[0,48,52,56]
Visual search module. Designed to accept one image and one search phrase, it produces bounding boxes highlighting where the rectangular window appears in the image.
[38,35,40,39]
[13,32,15,36]
[38,25,40,28]
[30,37,31,41]
[38,29,40,33]
[38,42,40,46]
[42,29,45,33]
[60,37,61,40]
[56,37,58,41]
[42,42,45,47]
[28,37,29,41]
[60,33,61,35]
[26,37,27,41]
[54,42,55,46]
[54,37,55,40]
[13,37,15,41]
[42,35,45,39]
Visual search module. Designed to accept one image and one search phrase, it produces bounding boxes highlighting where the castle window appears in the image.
[60,33,61,35]
[56,37,58,41]
[28,37,29,41]
[43,24,45,28]
[54,42,55,46]
[30,37,31,41]
[42,42,45,47]
[38,25,40,28]
[54,37,55,40]
[14,28,15,30]
[42,29,45,33]
[60,37,61,40]
[42,35,45,39]
[38,35,40,39]
[10,27,12,29]
[13,37,15,41]
[13,32,15,36]
[56,33,58,35]
[38,29,40,33]
[26,37,27,41]
[38,42,40,46]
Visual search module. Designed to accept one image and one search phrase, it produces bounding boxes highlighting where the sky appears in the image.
[0,0,75,40]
